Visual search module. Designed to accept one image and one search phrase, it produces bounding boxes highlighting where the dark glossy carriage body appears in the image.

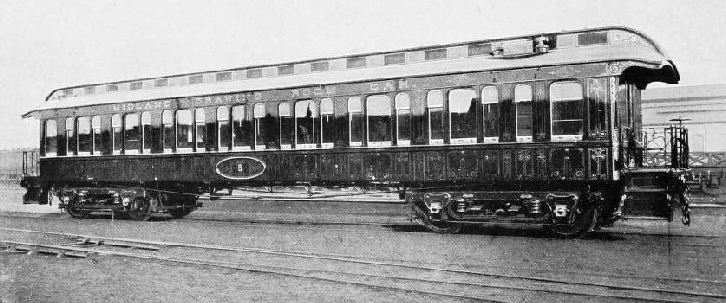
[23,27,690,235]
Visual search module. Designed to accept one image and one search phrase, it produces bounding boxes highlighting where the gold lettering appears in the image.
[326,86,336,95]
[291,89,300,97]
[163,100,171,108]
[398,79,408,89]
[370,83,379,91]
[384,82,395,91]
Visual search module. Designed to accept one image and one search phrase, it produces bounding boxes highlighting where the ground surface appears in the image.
[0,185,724,302]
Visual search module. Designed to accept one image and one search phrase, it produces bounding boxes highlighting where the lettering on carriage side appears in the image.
[370,81,396,93]
[111,100,172,112]
[215,156,266,180]
[291,86,336,98]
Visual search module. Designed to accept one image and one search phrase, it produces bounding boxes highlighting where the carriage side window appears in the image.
[217,107,231,151]
[253,103,266,149]
[44,120,58,157]
[481,86,499,143]
[278,102,293,149]
[77,117,92,155]
[176,110,193,152]
[65,118,76,156]
[395,93,411,146]
[295,100,318,149]
[91,116,102,155]
[320,98,335,148]
[141,111,151,153]
[348,96,363,146]
[448,88,477,144]
[162,110,174,152]
[112,114,122,154]
[515,84,533,142]
[550,81,584,141]
[124,113,140,154]
[427,90,444,145]
[195,108,206,151]
[367,95,392,146]
[232,105,251,150]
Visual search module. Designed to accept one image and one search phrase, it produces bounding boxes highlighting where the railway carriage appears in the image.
[22,27,690,236]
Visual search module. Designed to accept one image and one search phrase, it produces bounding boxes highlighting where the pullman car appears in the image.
[22,26,690,236]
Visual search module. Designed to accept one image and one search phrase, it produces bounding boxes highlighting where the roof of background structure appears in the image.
[641,84,726,102]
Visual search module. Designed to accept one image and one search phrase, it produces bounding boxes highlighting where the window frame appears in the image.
[278,102,293,150]
[320,98,335,148]
[294,99,318,149]
[253,103,266,150]
[514,84,533,143]
[65,117,76,156]
[217,106,231,151]
[91,116,102,155]
[447,88,478,145]
[481,86,500,143]
[123,113,141,154]
[111,114,123,154]
[231,105,251,151]
[549,81,584,142]
[426,90,445,145]
[348,96,364,147]
[141,111,152,154]
[162,110,175,153]
[366,94,393,147]
[395,93,411,146]
[44,119,58,157]
[176,110,194,153]
[195,108,206,152]
[76,116,92,156]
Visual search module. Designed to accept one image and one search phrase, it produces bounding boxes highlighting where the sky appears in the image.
[1,0,724,149]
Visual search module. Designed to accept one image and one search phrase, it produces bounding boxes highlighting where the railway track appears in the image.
[1,227,724,303]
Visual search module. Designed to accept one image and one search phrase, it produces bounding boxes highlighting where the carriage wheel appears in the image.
[545,203,597,238]
[65,199,89,219]
[168,208,193,219]
[412,204,463,234]
[126,198,151,221]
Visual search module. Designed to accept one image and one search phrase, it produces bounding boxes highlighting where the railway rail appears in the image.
[1,227,723,303]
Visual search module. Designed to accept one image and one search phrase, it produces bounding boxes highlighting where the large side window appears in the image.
[395,93,411,146]
[295,100,318,149]
[44,120,57,157]
[77,117,92,155]
[348,97,363,146]
[253,103,266,149]
[162,110,174,152]
[232,105,251,150]
[65,118,76,156]
[550,81,584,141]
[427,90,444,145]
[176,110,193,152]
[448,88,477,144]
[124,113,140,154]
[320,98,335,148]
[278,102,293,149]
[91,116,102,155]
[217,107,230,151]
[112,114,122,154]
[367,95,392,146]
[481,86,499,142]
[141,111,151,153]
[195,108,206,151]
[515,84,533,142]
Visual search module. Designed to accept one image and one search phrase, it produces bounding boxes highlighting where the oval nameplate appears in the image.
[215,157,266,180]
